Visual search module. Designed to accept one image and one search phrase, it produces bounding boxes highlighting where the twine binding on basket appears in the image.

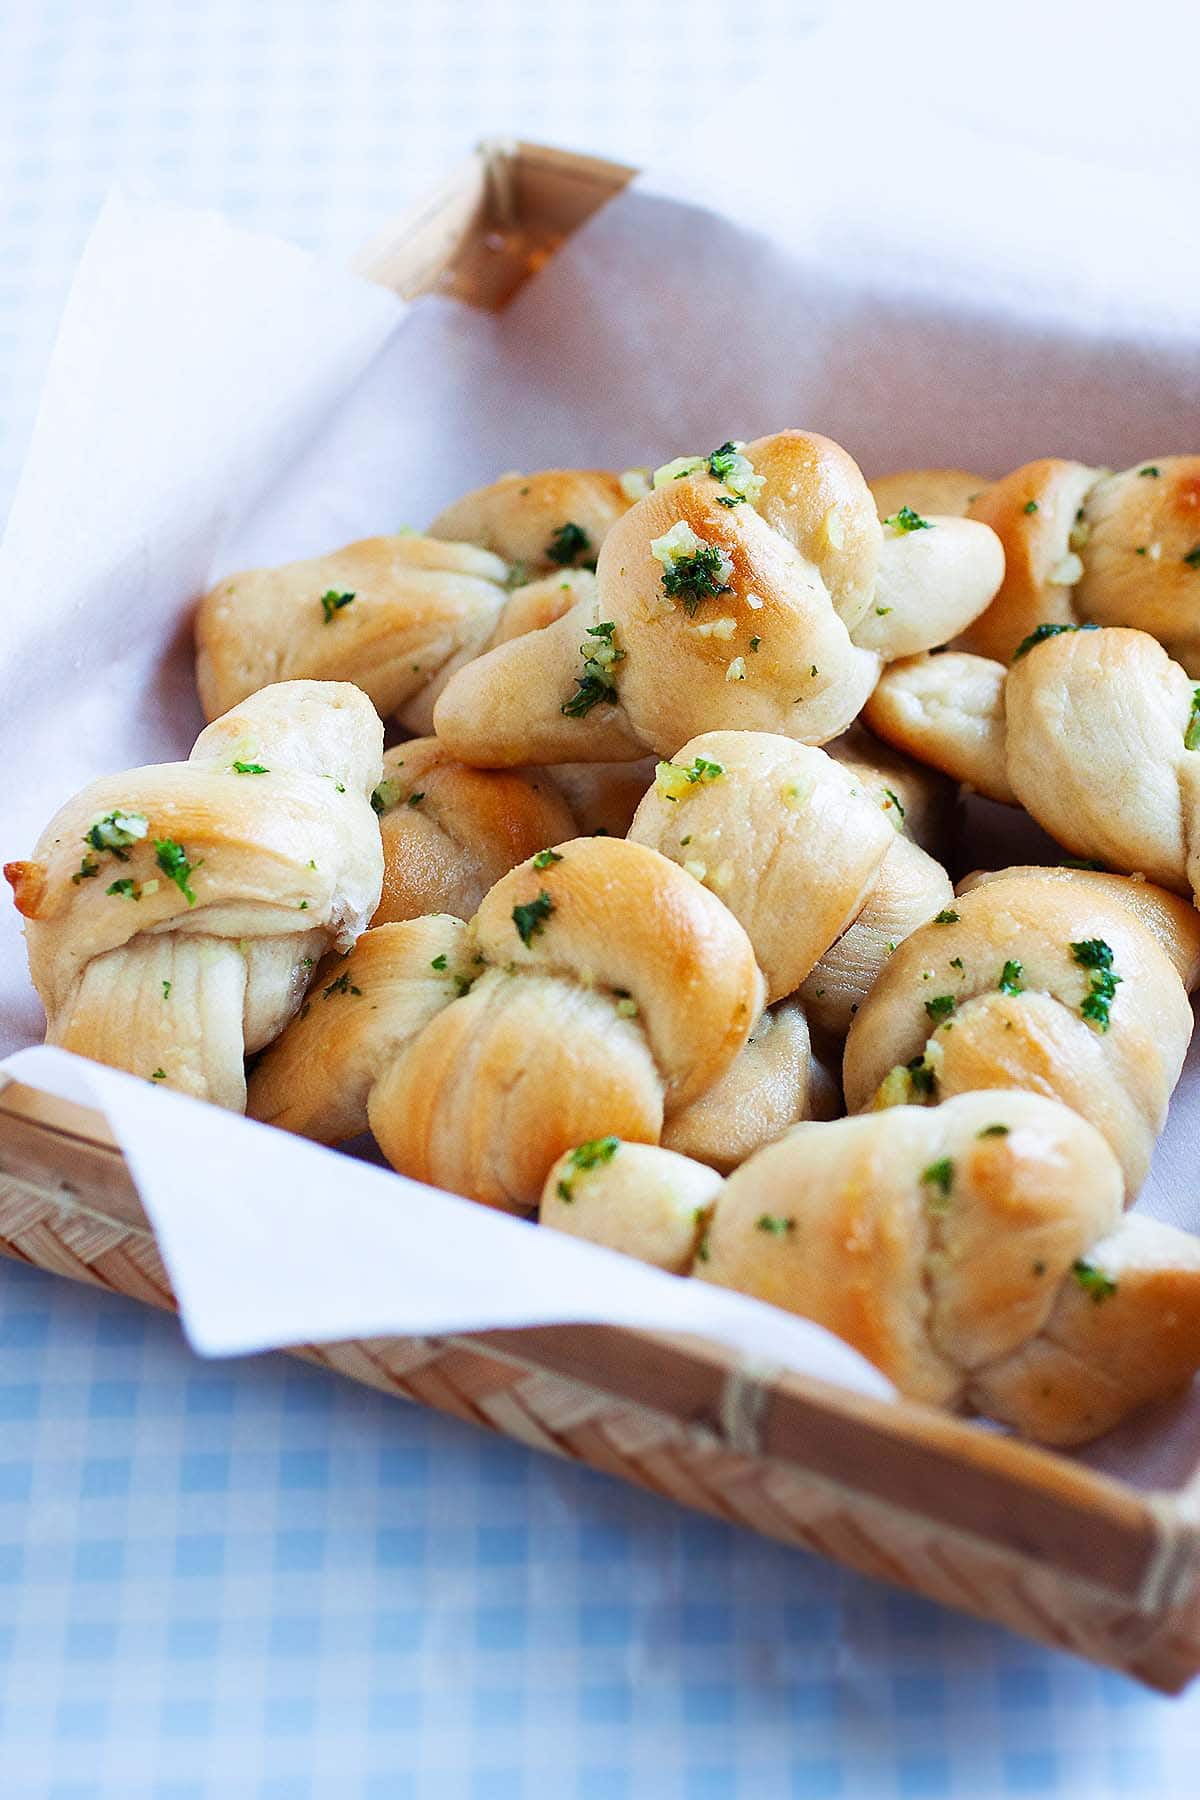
[718,1358,782,1457]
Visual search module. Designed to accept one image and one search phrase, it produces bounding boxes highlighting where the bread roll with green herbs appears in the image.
[5,681,384,1110]
[249,836,763,1213]
[841,872,1195,1197]
[539,1096,1200,1446]
[540,1138,722,1272]
[433,432,1004,767]
[628,731,954,1035]
[866,625,1200,888]
[195,533,596,733]
[371,738,576,926]
[427,467,639,577]
[697,1091,1200,1446]
[956,456,1200,669]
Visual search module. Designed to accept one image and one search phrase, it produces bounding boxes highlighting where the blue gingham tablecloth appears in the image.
[2,2,1199,1794]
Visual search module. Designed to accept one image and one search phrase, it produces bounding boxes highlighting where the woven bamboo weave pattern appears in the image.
[0,1165,1197,1691]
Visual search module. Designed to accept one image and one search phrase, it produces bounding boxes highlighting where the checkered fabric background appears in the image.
[3,3,1199,1794]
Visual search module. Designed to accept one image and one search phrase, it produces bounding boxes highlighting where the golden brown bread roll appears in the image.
[841,872,1195,1196]
[4,681,384,1110]
[864,648,1016,804]
[696,1091,1200,1446]
[797,831,957,1038]
[628,731,953,1034]
[539,1095,1200,1445]
[433,432,1004,767]
[958,456,1200,669]
[248,836,763,1212]
[824,720,957,860]
[865,625,1200,887]
[245,916,475,1143]
[194,531,596,730]
[540,1138,722,1272]
[869,467,990,521]
[371,739,575,925]
[544,758,658,838]
[660,999,839,1173]
[956,864,1200,991]
[427,468,636,576]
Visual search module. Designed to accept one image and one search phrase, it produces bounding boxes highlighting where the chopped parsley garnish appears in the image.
[706,441,741,481]
[320,589,356,623]
[1061,856,1106,870]
[106,878,139,900]
[882,787,905,819]
[1070,938,1121,1031]
[1139,465,1160,478]
[1023,499,1039,514]
[154,838,198,906]
[371,778,404,814]
[655,756,725,801]
[556,1135,620,1201]
[883,506,932,533]
[1071,1258,1118,1302]
[430,954,448,971]
[1012,621,1099,660]
[650,521,735,616]
[908,1055,937,1096]
[231,760,269,775]
[978,1124,1009,1138]
[1187,691,1200,753]
[322,970,363,998]
[150,1069,166,1083]
[512,889,554,947]
[749,635,761,652]
[162,980,171,1000]
[532,849,563,870]
[570,1136,619,1171]
[406,791,424,807]
[933,909,959,925]
[561,620,624,718]
[922,1158,954,1207]
[924,994,956,1024]
[546,522,592,567]
[1185,544,1200,571]
[86,809,149,857]
[755,1214,795,1236]
[998,959,1024,996]
[663,543,734,613]
[705,441,764,504]
[72,854,100,884]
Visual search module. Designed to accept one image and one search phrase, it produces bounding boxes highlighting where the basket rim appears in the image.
[1,1072,1196,1617]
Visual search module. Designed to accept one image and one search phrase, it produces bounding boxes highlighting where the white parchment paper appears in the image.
[3,26,1200,1455]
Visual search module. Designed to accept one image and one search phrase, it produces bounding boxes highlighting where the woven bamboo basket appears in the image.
[2,140,1199,1693]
